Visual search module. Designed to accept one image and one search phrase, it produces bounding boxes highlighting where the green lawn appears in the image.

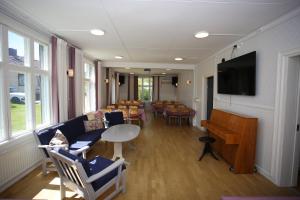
[11,103,41,133]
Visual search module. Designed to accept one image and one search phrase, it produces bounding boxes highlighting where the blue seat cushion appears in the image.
[58,148,90,174]
[105,112,124,127]
[88,156,126,191]
[69,128,105,150]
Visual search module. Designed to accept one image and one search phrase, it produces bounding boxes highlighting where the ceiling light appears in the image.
[195,31,209,38]
[115,56,123,59]
[175,57,183,61]
[125,67,131,69]
[90,29,105,36]
[130,72,134,75]
[166,69,172,71]
[162,72,166,75]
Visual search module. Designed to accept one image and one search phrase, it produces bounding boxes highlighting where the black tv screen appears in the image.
[217,51,256,96]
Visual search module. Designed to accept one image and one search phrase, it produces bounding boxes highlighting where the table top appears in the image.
[101,124,140,142]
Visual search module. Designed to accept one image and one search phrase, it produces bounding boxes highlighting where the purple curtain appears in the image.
[106,68,109,105]
[95,61,99,110]
[134,76,138,100]
[158,76,160,101]
[152,76,154,101]
[51,36,59,123]
[68,47,76,119]
[128,74,130,100]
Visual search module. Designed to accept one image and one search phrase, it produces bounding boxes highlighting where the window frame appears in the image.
[83,61,96,114]
[0,24,51,143]
[138,76,153,102]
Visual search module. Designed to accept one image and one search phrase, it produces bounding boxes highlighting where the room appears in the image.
[0,0,300,199]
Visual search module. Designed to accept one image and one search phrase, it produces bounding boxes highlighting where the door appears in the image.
[207,76,214,120]
[281,55,300,186]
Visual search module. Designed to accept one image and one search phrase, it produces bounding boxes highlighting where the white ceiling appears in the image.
[2,0,300,64]
[114,67,190,75]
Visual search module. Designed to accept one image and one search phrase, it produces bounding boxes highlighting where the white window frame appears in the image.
[138,76,153,102]
[83,60,96,113]
[0,24,51,143]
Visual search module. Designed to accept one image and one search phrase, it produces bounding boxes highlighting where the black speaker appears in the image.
[172,76,178,87]
[119,75,125,85]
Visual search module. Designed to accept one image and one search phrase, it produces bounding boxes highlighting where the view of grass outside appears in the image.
[138,77,152,101]
[11,102,41,133]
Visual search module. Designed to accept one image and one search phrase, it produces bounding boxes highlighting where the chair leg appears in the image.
[42,159,47,176]
[60,178,65,200]
[122,172,126,193]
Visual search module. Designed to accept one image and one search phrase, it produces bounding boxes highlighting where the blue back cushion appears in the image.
[105,112,124,127]
[58,148,91,176]
[62,115,87,142]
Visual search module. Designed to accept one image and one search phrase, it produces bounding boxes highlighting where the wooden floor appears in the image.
[1,112,300,200]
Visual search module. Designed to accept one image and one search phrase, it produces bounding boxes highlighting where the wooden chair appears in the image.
[178,108,190,126]
[49,148,126,200]
[129,105,138,109]
[118,105,127,109]
[107,105,116,109]
[166,108,179,125]
[128,108,141,126]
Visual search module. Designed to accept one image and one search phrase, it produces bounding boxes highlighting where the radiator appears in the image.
[0,135,43,192]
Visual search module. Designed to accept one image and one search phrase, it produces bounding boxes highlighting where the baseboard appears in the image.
[255,164,272,182]
[0,160,42,193]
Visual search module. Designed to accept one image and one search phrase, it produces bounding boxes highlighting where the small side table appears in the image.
[198,136,218,161]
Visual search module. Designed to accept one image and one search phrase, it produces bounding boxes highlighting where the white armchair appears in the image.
[49,148,126,200]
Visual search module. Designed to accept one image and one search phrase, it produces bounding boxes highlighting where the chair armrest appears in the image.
[69,146,89,155]
[86,158,125,183]
[38,144,68,149]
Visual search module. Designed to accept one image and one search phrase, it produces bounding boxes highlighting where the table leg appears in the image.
[112,142,123,160]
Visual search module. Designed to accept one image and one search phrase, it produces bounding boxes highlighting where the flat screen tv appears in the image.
[217,51,256,96]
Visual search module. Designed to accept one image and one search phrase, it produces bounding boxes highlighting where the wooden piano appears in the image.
[201,109,258,174]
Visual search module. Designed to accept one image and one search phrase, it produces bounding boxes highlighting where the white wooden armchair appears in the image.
[49,148,126,200]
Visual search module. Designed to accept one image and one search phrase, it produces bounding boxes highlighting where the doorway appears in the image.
[273,53,300,187]
[206,76,214,120]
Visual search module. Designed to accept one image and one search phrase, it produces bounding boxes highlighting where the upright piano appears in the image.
[201,109,258,173]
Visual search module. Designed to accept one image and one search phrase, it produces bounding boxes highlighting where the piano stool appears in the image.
[198,136,219,161]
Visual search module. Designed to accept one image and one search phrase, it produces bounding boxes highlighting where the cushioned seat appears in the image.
[89,156,126,190]
[69,129,105,150]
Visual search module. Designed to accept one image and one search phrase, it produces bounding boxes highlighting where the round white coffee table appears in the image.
[101,124,140,161]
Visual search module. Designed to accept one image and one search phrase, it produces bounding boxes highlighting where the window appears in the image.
[84,62,96,113]
[138,77,153,101]
[9,71,28,134]
[34,41,48,70]
[8,31,29,66]
[0,25,51,141]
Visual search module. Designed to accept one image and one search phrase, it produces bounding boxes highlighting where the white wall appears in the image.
[159,76,177,101]
[194,9,300,183]
[177,70,194,108]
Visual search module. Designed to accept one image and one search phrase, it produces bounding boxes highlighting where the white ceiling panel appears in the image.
[2,0,300,64]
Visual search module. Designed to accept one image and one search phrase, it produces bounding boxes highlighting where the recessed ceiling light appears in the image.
[90,29,105,36]
[162,72,166,75]
[175,57,183,61]
[125,67,131,69]
[194,31,209,38]
[166,69,172,71]
[130,72,134,75]
[115,56,123,59]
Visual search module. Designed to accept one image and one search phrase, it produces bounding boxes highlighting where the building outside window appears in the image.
[84,62,96,113]
[0,26,51,141]
[138,77,153,101]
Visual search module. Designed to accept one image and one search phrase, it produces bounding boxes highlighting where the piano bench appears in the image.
[198,136,218,161]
